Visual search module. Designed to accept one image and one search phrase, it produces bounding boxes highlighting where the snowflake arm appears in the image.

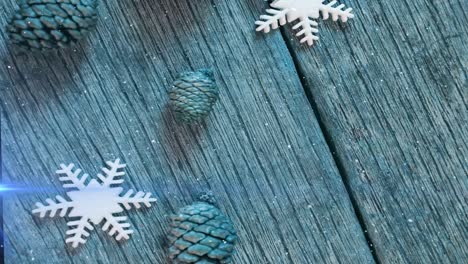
[97,159,126,187]
[117,189,157,210]
[57,163,88,190]
[102,215,134,241]
[66,217,94,248]
[320,1,354,22]
[293,17,319,46]
[255,8,291,33]
[32,195,74,218]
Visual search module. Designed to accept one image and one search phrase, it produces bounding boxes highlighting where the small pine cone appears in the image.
[6,0,98,50]
[168,193,238,264]
[169,69,219,123]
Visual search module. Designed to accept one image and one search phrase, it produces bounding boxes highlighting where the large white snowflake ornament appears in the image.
[255,0,355,46]
[32,159,157,248]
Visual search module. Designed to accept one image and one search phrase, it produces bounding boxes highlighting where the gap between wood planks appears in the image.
[276,27,382,264]
[258,1,379,261]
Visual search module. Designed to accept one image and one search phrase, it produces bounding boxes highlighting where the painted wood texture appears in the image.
[278,0,468,263]
[0,0,375,263]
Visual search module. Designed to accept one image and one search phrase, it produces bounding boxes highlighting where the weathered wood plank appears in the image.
[0,0,374,263]
[0,121,3,260]
[279,0,468,262]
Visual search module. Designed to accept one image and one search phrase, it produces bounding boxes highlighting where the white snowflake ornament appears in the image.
[32,159,157,248]
[255,0,355,46]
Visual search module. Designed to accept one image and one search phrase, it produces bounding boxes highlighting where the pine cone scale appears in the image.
[183,231,206,244]
[171,228,187,238]
[188,244,212,256]
[61,3,81,16]
[193,225,215,234]
[179,221,197,231]
[39,16,58,29]
[200,236,221,247]
[30,5,49,17]
[20,7,36,17]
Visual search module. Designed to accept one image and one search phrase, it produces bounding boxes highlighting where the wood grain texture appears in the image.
[278,0,468,263]
[0,0,374,263]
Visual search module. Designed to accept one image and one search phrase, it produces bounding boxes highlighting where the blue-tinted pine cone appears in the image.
[169,69,220,123]
[6,0,98,50]
[168,192,238,263]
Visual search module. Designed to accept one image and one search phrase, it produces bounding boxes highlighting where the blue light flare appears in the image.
[0,183,54,194]
[0,184,21,193]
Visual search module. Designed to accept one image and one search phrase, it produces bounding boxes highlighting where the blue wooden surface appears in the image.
[281,0,468,262]
[1,0,467,263]
[0,0,373,263]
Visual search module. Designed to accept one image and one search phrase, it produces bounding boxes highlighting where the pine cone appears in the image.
[168,193,238,264]
[169,69,219,123]
[6,0,98,50]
